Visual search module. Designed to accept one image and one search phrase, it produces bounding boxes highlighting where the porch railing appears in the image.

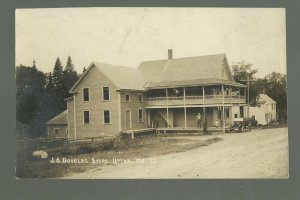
[144,95,245,101]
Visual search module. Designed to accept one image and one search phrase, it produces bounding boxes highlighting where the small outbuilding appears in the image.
[46,110,68,138]
[249,94,277,125]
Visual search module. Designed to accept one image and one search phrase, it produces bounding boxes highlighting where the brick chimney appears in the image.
[168,49,173,60]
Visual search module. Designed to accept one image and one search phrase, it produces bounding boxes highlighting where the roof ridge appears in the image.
[93,61,138,70]
[139,53,226,64]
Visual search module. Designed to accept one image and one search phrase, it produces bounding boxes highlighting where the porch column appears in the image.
[238,87,240,117]
[166,88,169,128]
[230,86,232,104]
[183,87,187,128]
[202,86,205,117]
[222,85,225,128]
[244,87,247,118]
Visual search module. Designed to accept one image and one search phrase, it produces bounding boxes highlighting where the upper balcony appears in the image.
[144,85,246,107]
[145,95,246,107]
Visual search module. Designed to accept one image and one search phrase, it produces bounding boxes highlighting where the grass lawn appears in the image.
[16,135,222,178]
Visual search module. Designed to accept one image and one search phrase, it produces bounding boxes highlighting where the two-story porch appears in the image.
[144,83,247,129]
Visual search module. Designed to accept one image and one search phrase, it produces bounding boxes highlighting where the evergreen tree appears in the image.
[52,57,63,89]
[62,56,78,98]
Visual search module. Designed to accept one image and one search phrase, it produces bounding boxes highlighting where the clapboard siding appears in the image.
[120,91,147,131]
[73,66,120,138]
[47,125,68,138]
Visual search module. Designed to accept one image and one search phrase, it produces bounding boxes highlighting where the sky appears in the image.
[16,8,286,78]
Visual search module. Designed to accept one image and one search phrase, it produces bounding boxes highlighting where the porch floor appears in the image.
[156,127,224,133]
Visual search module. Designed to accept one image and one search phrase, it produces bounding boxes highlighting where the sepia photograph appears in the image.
[15,7,288,179]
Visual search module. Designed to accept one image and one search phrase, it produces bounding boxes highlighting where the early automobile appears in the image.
[225,121,251,133]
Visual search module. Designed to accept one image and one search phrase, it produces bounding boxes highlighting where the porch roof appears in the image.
[144,78,246,89]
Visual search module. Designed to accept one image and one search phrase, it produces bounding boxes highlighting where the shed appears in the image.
[46,110,68,138]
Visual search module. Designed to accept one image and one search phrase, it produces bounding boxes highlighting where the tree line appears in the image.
[16,56,83,137]
[16,59,287,138]
[231,61,287,122]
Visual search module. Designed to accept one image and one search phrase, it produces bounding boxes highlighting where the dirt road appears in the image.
[65,128,288,179]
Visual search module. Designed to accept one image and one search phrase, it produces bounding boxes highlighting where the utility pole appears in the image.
[241,77,254,119]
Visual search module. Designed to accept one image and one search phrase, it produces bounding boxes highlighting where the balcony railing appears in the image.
[144,95,246,106]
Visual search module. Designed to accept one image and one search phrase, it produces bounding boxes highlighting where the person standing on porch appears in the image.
[197,113,202,128]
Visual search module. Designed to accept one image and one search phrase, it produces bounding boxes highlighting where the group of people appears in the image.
[197,112,208,134]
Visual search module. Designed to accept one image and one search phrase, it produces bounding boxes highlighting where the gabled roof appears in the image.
[93,62,146,91]
[259,94,276,104]
[46,110,67,125]
[69,62,146,93]
[69,53,244,92]
[139,54,234,84]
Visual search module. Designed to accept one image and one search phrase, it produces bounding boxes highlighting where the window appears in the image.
[83,110,90,124]
[103,87,110,101]
[138,94,143,102]
[104,110,110,124]
[125,94,130,102]
[138,109,143,122]
[234,114,238,118]
[54,128,60,134]
[83,88,89,101]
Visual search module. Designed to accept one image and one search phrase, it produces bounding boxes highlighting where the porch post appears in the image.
[230,85,232,104]
[184,87,187,129]
[244,87,247,118]
[238,87,240,117]
[222,85,225,128]
[166,88,169,128]
[202,86,205,117]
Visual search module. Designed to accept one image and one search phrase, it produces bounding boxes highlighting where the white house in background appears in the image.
[249,93,277,125]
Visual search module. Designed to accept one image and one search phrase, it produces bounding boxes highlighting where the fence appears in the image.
[16,136,117,158]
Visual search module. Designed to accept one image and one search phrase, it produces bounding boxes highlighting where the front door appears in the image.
[125,110,131,130]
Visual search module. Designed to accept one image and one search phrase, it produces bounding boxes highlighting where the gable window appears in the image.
[125,94,130,102]
[138,109,143,122]
[138,94,143,102]
[103,110,110,124]
[54,128,60,134]
[83,110,90,124]
[103,86,110,101]
[83,88,89,101]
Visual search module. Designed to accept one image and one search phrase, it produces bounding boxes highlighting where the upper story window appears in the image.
[125,93,130,102]
[83,110,90,124]
[103,87,110,101]
[103,110,110,124]
[83,88,89,101]
[138,94,143,102]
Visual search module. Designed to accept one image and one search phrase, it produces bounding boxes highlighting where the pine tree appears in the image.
[52,57,63,89]
[62,56,78,98]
